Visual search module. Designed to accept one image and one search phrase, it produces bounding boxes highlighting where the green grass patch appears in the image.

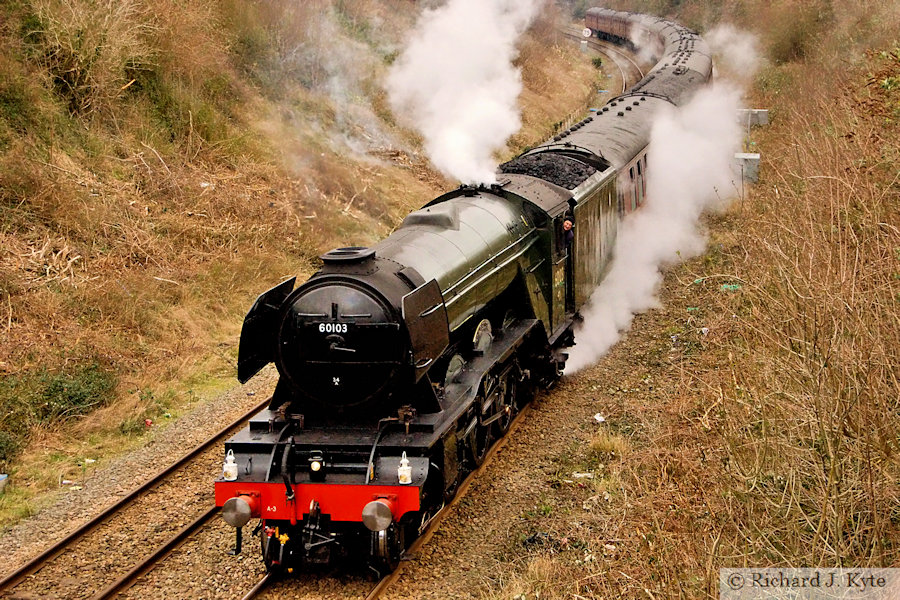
[0,363,116,469]
[118,388,173,436]
[0,485,36,527]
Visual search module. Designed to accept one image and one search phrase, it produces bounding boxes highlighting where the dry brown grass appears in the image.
[711,52,900,565]
[588,429,631,461]
[0,0,603,524]
[478,3,900,597]
[28,0,157,116]
[488,556,583,600]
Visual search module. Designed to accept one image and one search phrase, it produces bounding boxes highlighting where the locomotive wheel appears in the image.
[469,418,491,467]
[493,372,517,436]
[468,379,499,467]
[370,523,403,574]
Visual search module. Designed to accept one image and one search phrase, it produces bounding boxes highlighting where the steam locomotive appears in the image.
[214,8,712,574]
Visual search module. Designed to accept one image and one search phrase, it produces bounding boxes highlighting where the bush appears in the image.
[766,0,834,64]
[24,0,157,116]
[0,431,20,471]
[36,364,115,420]
[571,0,592,20]
[0,362,117,465]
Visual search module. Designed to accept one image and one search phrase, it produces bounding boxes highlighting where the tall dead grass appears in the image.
[715,56,900,564]
[28,0,157,116]
[580,0,900,570]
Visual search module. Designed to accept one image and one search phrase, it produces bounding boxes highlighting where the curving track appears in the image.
[561,26,645,93]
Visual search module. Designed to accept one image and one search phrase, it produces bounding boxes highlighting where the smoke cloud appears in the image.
[386,0,543,184]
[706,24,762,82]
[629,23,664,65]
[564,81,746,373]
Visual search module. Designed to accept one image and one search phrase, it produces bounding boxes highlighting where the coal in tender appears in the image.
[500,153,596,190]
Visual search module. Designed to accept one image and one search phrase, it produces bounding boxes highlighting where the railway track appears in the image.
[0,397,269,600]
[561,26,645,92]
[0,396,534,600]
[93,506,221,599]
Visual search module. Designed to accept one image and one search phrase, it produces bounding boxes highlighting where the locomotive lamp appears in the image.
[222,449,238,481]
[308,451,326,481]
[397,452,412,484]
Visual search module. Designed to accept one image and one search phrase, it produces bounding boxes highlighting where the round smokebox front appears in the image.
[276,281,405,411]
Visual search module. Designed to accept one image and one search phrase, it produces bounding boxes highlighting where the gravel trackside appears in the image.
[0,368,278,586]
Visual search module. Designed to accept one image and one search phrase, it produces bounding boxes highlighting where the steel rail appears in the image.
[560,27,645,93]
[91,505,221,600]
[591,37,645,82]
[0,397,269,592]
[240,572,276,600]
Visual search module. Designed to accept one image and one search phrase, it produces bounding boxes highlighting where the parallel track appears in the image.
[0,398,269,597]
[561,26,645,92]
[92,506,221,600]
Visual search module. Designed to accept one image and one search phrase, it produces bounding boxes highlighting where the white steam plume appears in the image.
[386,0,543,185]
[564,82,745,373]
[629,23,664,64]
[706,24,761,82]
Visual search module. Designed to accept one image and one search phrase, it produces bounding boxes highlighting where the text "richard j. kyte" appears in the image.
[751,572,887,590]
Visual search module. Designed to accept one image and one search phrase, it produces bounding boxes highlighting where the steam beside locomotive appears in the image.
[214,8,712,574]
